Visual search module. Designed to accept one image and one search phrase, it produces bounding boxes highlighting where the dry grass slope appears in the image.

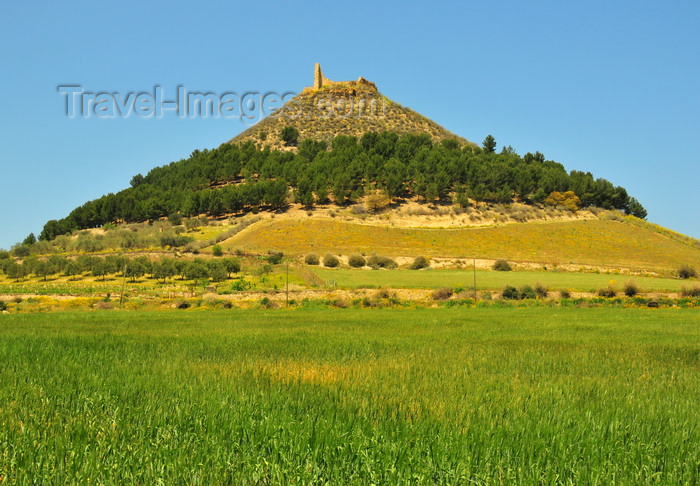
[230,87,472,150]
[222,217,700,272]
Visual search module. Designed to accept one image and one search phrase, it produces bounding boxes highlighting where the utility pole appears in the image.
[473,258,477,301]
[119,263,127,309]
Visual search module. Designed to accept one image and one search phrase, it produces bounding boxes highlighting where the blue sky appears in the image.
[1,0,698,249]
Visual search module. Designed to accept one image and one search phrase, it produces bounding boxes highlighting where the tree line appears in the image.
[0,254,243,283]
[39,131,647,241]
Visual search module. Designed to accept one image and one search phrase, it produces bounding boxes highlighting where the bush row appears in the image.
[305,253,431,270]
[305,253,403,270]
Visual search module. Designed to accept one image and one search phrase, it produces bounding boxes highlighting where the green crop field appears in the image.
[312,268,691,292]
[1,308,698,484]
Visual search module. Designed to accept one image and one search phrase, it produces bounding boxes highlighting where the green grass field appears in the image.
[1,308,698,484]
[312,268,691,292]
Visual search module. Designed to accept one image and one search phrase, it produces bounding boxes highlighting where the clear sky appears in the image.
[1,0,698,249]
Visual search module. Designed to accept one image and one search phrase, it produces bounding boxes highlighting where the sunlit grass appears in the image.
[224,218,700,272]
[186,222,239,242]
[0,308,697,483]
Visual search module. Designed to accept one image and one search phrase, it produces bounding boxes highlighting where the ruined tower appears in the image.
[313,63,323,89]
[312,63,334,89]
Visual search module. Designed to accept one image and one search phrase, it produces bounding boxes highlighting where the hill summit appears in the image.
[230,64,472,150]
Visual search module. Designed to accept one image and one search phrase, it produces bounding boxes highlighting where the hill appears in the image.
[230,64,472,150]
[30,63,653,270]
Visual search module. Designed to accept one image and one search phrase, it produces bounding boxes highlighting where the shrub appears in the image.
[678,264,697,279]
[375,288,393,299]
[0,300,6,311]
[12,245,31,258]
[184,241,204,253]
[176,301,191,309]
[432,287,454,300]
[364,191,391,213]
[409,256,430,270]
[260,297,276,309]
[64,261,83,279]
[212,244,224,257]
[545,191,581,212]
[624,280,639,297]
[280,126,299,146]
[323,253,340,268]
[519,285,537,299]
[168,213,183,226]
[93,301,113,310]
[368,255,397,269]
[493,259,512,271]
[480,291,492,301]
[304,253,320,265]
[208,261,228,282]
[266,251,284,265]
[348,254,366,268]
[255,263,273,276]
[331,298,348,308]
[502,285,520,300]
[679,285,700,297]
[534,282,548,298]
[221,257,241,276]
[560,289,571,299]
[184,218,199,231]
[597,286,616,298]
[349,204,366,215]
[229,279,250,292]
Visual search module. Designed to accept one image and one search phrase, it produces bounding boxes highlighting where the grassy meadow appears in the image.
[312,268,689,292]
[1,308,698,484]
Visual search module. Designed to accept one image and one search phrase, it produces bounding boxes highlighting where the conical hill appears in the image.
[230,64,472,150]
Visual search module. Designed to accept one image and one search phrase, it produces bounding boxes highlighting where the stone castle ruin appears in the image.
[300,63,385,118]
[308,63,378,92]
